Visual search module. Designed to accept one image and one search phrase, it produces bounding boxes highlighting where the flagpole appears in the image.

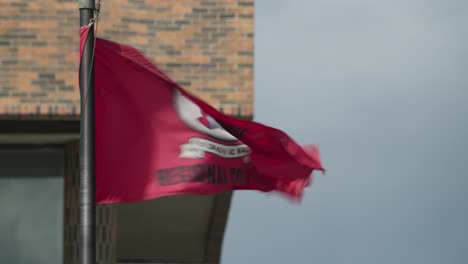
[79,1,96,264]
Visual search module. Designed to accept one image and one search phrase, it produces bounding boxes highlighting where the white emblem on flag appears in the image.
[173,90,251,159]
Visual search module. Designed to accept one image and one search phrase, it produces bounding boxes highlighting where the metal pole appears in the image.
[79,1,96,264]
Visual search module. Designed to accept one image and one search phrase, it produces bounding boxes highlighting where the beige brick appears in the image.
[0,0,254,118]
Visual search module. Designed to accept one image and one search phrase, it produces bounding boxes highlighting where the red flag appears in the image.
[79,25,324,204]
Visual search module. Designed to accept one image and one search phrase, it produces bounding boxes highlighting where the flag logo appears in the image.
[173,90,250,159]
[173,90,238,142]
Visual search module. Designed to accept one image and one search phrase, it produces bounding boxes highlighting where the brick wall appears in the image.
[0,0,254,118]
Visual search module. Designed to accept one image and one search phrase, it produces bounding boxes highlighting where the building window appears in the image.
[0,147,64,264]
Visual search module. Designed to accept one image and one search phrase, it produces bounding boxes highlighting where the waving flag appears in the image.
[79,25,324,204]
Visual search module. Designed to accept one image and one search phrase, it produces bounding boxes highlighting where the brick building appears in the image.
[0,1,254,263]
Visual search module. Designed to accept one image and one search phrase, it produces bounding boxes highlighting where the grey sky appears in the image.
[222,0,468,263]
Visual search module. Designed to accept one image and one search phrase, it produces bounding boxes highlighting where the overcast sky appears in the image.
[222,0,468,263]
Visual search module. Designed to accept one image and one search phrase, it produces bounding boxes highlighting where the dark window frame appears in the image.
[0,144,67,264]
[0,119,77,263]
